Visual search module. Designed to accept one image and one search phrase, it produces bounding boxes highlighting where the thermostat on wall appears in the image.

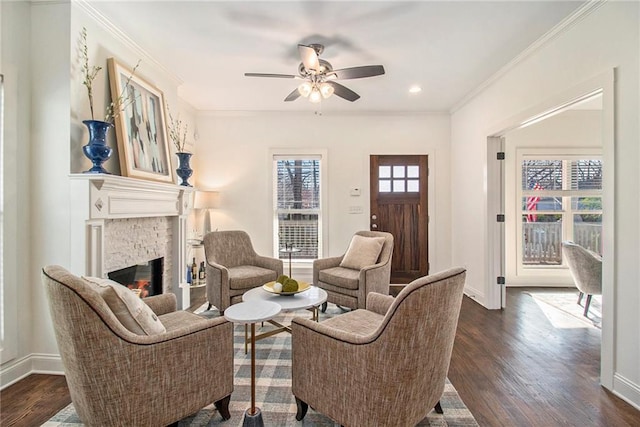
[350,188,361,196]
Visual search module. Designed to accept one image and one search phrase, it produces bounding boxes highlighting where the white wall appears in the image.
[451,2,639,407]
[1,1,198,387]
[505,109,602,285]
[194,112,452,275]
[1,1,32,371]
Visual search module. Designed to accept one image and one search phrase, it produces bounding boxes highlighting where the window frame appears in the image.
[516,148,602,276]
[270,149,327,262]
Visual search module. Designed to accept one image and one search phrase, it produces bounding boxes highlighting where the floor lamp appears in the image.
[194,190,219,236]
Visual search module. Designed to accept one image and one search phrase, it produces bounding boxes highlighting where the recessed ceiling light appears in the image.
[409,85,422,94]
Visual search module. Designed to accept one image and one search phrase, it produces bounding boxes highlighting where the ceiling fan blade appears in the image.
[298,44,320,72]
[244,72,297,79]
[326,81,360,102]
[284,88,301,102]
[331,65,385,80]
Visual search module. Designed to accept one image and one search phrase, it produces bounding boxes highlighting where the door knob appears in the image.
[371,214,377,220]
[371,224,378,229]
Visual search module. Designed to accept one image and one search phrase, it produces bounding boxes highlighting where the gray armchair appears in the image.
[204,230,283,313]
[292,267,467,425]
[562,241,602,317]
[42,265,234,426]
[313,230,393,311]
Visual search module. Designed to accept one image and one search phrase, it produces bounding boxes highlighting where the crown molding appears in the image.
[72,0,183,87]
[450,0,607,114]
[196,109,450,118]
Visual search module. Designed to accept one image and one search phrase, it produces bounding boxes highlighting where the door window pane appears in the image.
[571,196,602,210]
[393,166,405,178]
[407,165,419,178]
[573,214,602,255]
[379,180,391,192]
[522,215,562,265]
[521,196,562,212]
[407,180,419,192]
[521,160,563,190]
[393,180,405,192]
[379,166,391,178]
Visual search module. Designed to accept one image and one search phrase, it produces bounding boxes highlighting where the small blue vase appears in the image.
[82,120,113,174]
[176,152,193,186]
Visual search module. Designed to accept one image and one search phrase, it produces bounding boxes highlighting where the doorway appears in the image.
[370,155,428,283]
[485,71,614,388]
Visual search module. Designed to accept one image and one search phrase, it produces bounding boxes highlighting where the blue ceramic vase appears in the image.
[82,120,113,174]
[175,152,193,186]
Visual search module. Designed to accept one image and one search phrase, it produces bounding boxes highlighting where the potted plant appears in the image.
[80,27,139,174]
[166,103,193,186]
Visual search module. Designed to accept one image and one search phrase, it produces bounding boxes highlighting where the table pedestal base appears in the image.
[242,407,264,427]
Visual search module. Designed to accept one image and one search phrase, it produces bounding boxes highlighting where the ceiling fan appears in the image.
[244,43,385,103]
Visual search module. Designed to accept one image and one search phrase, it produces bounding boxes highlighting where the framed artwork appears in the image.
[107,58,174,183]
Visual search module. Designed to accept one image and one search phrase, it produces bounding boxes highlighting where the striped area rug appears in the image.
[43,305,478,426]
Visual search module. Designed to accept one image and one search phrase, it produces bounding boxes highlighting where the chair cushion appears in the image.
[228,265,278,290]
[318,266,360,290]
[340,235,385,270]
[83,276,166,335]
[320,308,384,336]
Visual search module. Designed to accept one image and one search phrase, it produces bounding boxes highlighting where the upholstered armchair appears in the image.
[313,230,393,311]
[204,230,283,313]
[42,265,234,426]
[292,267,466,426]
[562,241,602,316]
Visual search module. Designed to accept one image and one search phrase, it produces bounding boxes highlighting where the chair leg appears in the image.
[577,292,584,305]
[583,294,592,317]
[320,301,327,313]
[434,400,443,414]
[214,395,231,420]
[295,397,309,421]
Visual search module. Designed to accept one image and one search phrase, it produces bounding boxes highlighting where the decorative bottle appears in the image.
[191,257,198,284]
[199,262,206,281]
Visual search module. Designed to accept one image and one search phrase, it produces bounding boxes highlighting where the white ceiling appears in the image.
[87,1,586,113]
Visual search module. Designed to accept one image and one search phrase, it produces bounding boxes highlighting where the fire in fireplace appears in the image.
[107,258,164,298]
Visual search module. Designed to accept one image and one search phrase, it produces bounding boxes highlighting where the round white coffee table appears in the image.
[241,285,328,348]
[224,300,281,427]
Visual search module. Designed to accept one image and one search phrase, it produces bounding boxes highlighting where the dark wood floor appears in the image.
[2,288,639,426]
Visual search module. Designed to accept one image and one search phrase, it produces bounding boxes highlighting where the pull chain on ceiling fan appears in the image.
[244,43,385,103]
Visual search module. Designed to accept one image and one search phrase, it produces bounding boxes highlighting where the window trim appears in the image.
[270,148,327,262]
[515,148,602,276]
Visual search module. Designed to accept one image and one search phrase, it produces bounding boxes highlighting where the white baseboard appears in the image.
[463,285,485,307]
[613,373,640,410]
[0,353,64,390]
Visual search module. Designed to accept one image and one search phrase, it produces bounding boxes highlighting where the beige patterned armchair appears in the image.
[42,265,234,426]
[313,230,393,311]
[292,267,467,426]
[204,230,283,313]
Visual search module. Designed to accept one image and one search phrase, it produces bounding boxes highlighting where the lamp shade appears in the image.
[194,190,219,209]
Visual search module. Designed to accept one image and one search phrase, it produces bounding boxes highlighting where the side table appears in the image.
[224,300,281,426]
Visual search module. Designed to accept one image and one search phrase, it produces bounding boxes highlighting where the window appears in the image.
[273,154,323,260]
[519,154,602,268]
[378,165,420,193]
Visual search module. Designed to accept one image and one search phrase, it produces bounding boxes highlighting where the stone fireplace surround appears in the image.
[70,174,194,308]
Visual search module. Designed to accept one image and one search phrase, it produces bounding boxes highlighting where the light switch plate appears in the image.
[349,205,363,214]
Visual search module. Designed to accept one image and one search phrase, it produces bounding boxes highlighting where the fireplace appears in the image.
[107,258,164,298]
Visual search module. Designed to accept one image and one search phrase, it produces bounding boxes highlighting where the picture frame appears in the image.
[107,57,174,184]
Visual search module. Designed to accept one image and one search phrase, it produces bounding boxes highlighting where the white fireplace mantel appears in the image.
[69,174,195,308]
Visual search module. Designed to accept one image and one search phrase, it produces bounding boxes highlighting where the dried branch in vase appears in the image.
[166,102,189,153]
[80,27,140,123]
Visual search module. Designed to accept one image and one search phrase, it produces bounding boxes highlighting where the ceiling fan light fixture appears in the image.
[309,87,322,103]
[319,82,334,99]
[298,82,313,98]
